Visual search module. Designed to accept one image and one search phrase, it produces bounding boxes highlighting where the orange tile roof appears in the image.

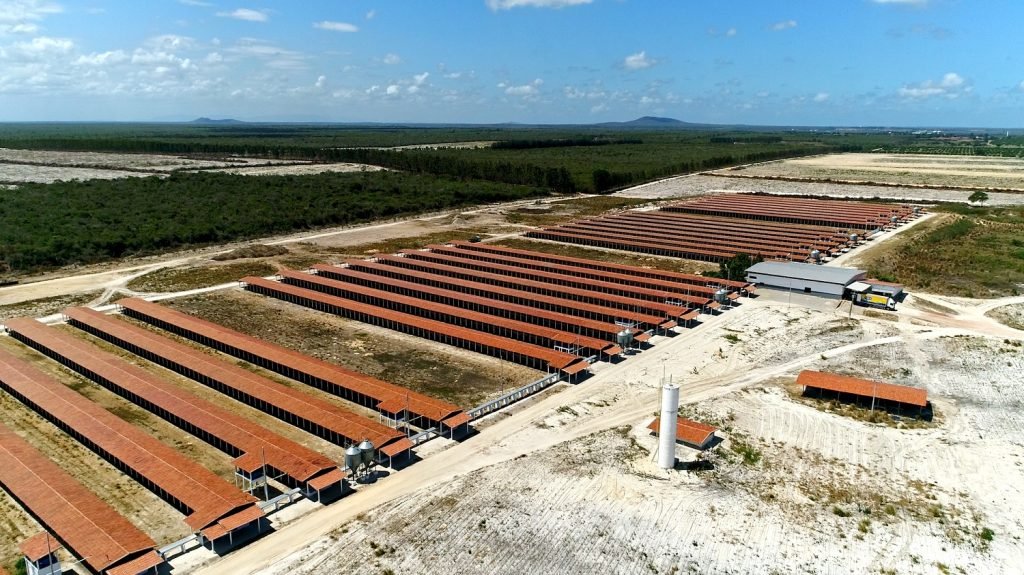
[117,297,466,427]
[20,533,60,562]
[647,417,717,447]
[65,306,410,456]
[0,344,261,534]
[0,423,161,575]
[797,370,927,408]
[5,317,338,487]
[105,551,165,575]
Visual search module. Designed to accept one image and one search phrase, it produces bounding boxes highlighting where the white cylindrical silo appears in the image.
[658,383,680,469]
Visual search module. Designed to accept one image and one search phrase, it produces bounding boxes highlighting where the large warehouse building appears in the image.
[745,262,867,297]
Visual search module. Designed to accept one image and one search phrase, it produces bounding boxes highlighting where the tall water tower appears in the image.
[658,379,679,469]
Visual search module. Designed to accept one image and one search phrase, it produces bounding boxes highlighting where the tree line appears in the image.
[0,171,547,274]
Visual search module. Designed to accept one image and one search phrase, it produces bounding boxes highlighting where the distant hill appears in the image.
[190,117,245,125]
[595,116,710,129]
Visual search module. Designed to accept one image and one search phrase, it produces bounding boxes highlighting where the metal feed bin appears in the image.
[344,445,362,472]
[358,439,376,468]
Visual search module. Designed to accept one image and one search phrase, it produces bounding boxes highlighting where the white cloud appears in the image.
[771,20,797,31]
[413,72,429,85]
[623,50,655,70]
[590,103,607,114]
[226,38,307,70]
[486,0,591,10]
[315,75,326,89]
[14,35,72,55]
[74,49,128,66]
[813,92,829,102]
[313,21,358,33]
[0,0,62,23]
[205,52,223,63]
[444,72,462,79]
[385,84,399,95]
[217,8,268,22]
[0,22,38,34]
[145,34,195,51]
[178,0,213,6]
[382,53,401,65]
[898,72,970,99]
[503,78,543,96]
[1018,80,1024,93]
[366,10,375,19]
[726,27,737,37]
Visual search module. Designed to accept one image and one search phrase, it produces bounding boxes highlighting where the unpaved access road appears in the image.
[193,289,1023,575]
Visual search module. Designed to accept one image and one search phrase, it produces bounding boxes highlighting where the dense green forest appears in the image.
[0,123,922,276]
[0,124,906,193]
[0,171,546,274]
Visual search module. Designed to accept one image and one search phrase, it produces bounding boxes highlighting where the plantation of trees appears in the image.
[0,171,546,273]
[0,123,912,275]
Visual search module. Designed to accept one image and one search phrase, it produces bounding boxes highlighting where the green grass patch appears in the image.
[729,437,762,466]
[864,208,1024,297]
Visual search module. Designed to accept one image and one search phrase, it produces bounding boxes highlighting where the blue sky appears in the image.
[1,0,1022,126]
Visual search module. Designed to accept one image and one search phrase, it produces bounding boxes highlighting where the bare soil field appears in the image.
[168,290,542,409]
[618,173,1024,206]
[0,289,102,321]
[716,153,1024,192]
[200,162,383,176]
[248,299,1023,575]
[126,261,278,293]
[0,148,303,172]
[385,141,496,150]
[0,340,193,548]
[0,163,155,184]
[986,304,1024,331]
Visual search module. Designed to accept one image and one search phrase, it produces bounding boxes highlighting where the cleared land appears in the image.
[126,261,278,293]
[717,153,1024,191]
[0,148,304,172]
[167,290,542,408]
[240,299,1023,575]
[0,289,102,321]
[620,173,1024,206]
[201,163,383,176]
[0,163,153,184]
[987,304,1024,331]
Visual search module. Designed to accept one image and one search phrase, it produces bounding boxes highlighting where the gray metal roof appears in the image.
[745,261,866,286]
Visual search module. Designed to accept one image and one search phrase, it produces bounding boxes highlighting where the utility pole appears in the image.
[261,446,269,501]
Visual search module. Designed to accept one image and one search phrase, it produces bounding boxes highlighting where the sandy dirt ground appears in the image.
[385,141,496,150]
[0,163,157,183]
[618,173,1024,206]
[199,162,384,176]
[986,304,1024,331]
[713,153,1024,192]
[185,286,1024,575]
[0,148,304,172]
